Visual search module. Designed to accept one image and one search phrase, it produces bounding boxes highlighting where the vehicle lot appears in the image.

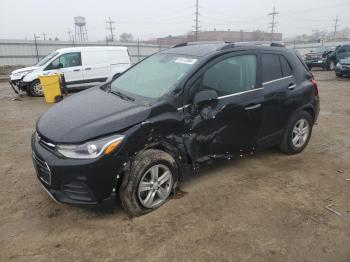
[0,71,349,261]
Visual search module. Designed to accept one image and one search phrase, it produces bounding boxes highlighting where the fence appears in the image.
[0,39,168,68]
[1,38,350,72]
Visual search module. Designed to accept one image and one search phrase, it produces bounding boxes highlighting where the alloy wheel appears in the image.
[138,164,173,208]
[33,82,43,96]
[292,118,310,148]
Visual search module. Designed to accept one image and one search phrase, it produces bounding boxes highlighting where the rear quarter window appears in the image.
[261,54,283,82]
[279,55,293,76]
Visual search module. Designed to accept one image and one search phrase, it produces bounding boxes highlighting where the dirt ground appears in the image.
[0,71,349,262]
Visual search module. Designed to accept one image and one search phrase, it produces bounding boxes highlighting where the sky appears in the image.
[0,0,349,41]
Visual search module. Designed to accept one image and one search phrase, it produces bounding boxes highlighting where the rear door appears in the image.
[183,52,263,164]
[258,52,295,145]
[81,50,111,86]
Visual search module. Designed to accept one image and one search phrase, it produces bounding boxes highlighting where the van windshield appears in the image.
[110,53,199,99]
[35,52,58,67]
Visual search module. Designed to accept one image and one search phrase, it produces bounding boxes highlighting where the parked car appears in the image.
[304,47,335,70]
[9,46,131,96]
[32,42,320,216]
[335,57,350,77]
[325,44,350,70]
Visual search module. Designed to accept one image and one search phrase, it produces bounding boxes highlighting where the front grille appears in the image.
[62,181,95,202]
[32,151,51,185]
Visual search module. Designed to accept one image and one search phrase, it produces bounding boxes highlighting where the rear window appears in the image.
[261,54,283,82]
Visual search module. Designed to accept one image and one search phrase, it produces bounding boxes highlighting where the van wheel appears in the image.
[28,80,43,97]
[119,149,178,216]
[279,111,313,154]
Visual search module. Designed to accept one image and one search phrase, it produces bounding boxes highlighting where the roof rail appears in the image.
[172,41,227,48]
[217,41,285,50]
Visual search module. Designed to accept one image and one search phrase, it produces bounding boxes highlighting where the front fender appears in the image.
[22,70,42,83]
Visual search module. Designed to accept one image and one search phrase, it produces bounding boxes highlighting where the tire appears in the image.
[279,111,313,155]
[119,149,178,216]
[28,80,43,97]
[336,73,343,77]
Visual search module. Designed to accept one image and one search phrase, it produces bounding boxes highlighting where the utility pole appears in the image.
[194,0,200,41]
[106,17,115,42]
[268,6,279,41]
[333,16,340,38]
[33,34,40,62]
[42,32,47,40]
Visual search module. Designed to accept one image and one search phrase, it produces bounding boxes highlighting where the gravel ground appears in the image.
[0,71,349,262]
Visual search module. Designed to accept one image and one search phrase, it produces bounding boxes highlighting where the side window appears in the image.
[261,54,283,83]
[279,55,292,76]
[46,52,81,70]
[191,55,257,98]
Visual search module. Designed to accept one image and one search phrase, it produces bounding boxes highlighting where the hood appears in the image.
[12,66,39,75]
[339,57,350,65]
[37,87,151,143]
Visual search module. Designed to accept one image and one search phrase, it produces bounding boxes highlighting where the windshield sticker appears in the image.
[174,57,197,65]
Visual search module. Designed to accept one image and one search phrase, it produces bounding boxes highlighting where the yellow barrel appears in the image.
[38,74,62,103]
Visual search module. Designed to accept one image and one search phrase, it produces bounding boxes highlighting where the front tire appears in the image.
[119,149,178,216]
[28,80,43,97]
[328,60,336,71]
[279,111,313,154]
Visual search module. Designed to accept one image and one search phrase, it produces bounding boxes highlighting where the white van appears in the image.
[9,46,132,96]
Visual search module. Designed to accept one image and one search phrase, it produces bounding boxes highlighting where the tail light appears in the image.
[311,79,319,96]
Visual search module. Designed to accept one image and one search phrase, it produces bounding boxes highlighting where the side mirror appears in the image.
[193,90,218,105]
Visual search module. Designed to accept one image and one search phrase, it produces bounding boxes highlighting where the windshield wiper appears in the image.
[109,90,135,101]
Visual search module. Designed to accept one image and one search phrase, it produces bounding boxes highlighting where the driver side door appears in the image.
[45,52,84,89]
[182,52,263,166]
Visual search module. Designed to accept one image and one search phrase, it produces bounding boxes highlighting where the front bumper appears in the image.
[9,79,29,94]
[31,133,126,206]
[305,60,324,68]
[335,65,350,75]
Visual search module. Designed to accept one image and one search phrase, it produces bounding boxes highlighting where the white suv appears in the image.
[9,46,132,96]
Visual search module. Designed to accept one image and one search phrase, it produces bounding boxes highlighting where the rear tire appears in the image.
[119,149,178,216]
[336,73,343,77]
[28,80,43,97]
[279,111,313,155]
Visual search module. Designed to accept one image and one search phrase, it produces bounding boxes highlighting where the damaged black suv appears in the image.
[32,42,320,215]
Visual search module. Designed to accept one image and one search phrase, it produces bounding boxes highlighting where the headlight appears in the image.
[56,135,124,159]
[336,63,342,68]
[13,70,34,78]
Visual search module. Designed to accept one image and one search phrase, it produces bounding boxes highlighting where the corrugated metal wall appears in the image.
[0,39,167,66]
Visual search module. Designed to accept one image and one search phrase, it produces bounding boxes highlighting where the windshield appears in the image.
[110,53,199,99]
[35,52,58,67]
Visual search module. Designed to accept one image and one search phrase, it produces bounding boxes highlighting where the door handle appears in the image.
[85,67,92,70]
[73,69,80,72]
[288,83,296,90]
[245,104,261,110]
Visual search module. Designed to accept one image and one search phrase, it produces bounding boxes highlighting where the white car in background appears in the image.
[9,46,132,96]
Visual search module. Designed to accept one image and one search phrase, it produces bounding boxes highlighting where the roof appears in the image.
[55,46,128,53]
[161,42,288,58]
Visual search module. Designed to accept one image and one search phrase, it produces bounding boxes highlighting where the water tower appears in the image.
[74,16,88,42]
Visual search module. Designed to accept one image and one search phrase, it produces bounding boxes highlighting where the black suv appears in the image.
[32,42,320,216]
[326,44,350,70]
[304,47,335,70]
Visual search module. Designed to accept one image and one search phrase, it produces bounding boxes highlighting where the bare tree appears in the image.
[119,33,133,42]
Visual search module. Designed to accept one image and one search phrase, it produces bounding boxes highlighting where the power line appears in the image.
[106,17,116,42]
[194,0,200,41]
[333,16,340,37]
[268,6,279,41]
